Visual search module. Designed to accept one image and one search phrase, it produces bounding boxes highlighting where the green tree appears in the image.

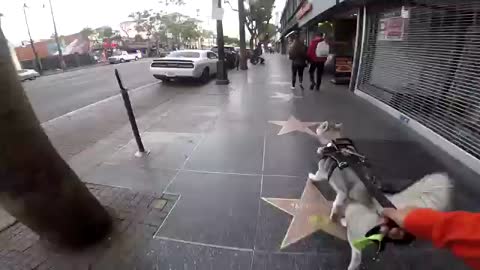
[80,27,95,39]
[224,36,240,46]
[159,0,186,6]
[245,0,275,48]
[0,28,112,248]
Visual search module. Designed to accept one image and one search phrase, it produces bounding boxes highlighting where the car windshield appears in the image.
[113,51,123,56]
[168,51,200,58]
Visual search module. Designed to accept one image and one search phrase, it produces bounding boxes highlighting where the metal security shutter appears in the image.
[358,0,480,159]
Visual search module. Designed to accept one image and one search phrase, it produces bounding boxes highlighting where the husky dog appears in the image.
[315,121,343,146]
[344,173,452,270]
[309,121,357,220]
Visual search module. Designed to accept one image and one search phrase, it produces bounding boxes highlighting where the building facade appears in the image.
[278,0,480,174]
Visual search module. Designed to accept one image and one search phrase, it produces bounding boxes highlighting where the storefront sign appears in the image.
[296,2,313,20]
[378,7,409,41]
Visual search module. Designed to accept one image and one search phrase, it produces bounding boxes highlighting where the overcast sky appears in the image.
[0,0,286,45]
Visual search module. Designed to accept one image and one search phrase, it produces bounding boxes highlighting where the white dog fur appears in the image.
[309,121,453,270]
[344,173,452,270]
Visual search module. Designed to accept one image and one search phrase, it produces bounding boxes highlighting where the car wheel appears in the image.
[200,68,210,83]
[120,59,125,63]
[135,57,139,61]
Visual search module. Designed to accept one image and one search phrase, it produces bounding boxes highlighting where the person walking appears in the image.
[288,34,308,90]
[307,32,329,91]
[254,42,265,64]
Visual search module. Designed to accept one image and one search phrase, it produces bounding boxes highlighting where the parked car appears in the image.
[211,46,237,69]
[108,50,142,64]
[150,50,218,83]
[18,69,40,81]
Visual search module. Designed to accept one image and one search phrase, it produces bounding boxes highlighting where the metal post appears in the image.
[22,5,43,74]
[48,0,65,70]
[114,69,148,157]
[215,0,229,85]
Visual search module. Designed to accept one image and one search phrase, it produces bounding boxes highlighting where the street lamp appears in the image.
[22,4,43,73]
[215,0,229,85]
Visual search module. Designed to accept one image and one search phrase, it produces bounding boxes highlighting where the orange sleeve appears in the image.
[405,209,480,269]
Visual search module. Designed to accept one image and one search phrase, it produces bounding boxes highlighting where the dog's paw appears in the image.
[308,173,320,181]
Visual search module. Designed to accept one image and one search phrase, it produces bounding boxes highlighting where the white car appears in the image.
[108,50,142,64]
[150,50,218,82]
[18,69,40,81]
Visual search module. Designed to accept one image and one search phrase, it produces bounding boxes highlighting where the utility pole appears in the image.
[22,4,43,74]
[238,0,247,70]
[48,0,65,70]
[215,0,229,85]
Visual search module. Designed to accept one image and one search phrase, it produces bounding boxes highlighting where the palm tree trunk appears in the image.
[0,28,112,248]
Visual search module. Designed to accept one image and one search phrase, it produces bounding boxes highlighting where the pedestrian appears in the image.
[307,32,329,91]
[234,48,240,70]
[381,207,480,269]
[254,42,265,64]
[288,33,308,90]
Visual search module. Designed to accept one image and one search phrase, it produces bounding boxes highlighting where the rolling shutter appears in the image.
[358,0,480,159]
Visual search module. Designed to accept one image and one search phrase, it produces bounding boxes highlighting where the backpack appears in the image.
[315,40,329,57]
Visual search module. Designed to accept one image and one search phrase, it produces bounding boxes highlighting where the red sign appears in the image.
[296,2,312,20]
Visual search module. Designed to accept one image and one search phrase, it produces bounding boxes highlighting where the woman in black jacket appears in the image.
[288,34,308,90]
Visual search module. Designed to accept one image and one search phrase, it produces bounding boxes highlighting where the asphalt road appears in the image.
[23,59,156,122]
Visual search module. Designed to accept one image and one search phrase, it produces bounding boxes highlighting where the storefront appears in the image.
[355,0,480,173]
[297,0,359,83]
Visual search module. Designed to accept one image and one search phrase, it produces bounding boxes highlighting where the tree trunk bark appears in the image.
[249,36,255,50]
[238,0,248,70]
[0,28,112,248]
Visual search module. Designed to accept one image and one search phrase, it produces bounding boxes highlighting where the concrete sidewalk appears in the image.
[1,54,478,269]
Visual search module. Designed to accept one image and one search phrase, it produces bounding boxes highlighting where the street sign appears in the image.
[212,0,224,20]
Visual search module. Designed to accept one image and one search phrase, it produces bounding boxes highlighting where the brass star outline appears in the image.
[262,179,347,249]
[269,116,319,136]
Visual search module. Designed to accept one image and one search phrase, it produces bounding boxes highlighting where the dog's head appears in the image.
[316,121,343,144]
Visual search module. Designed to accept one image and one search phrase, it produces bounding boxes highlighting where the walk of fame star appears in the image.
[270,92,303,102]
[262,179,347,249]
[269,116,319,136]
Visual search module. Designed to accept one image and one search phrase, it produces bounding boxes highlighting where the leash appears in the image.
[319,138,415,253]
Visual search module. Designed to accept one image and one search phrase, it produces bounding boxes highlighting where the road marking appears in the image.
[41,81,160,126]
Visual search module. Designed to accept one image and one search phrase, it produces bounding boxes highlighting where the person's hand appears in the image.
[380,207,417,240]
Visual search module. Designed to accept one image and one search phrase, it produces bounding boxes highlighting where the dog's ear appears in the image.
[334,123,343,129]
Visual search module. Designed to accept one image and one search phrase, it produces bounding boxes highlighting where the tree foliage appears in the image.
[224,36,240,46]
[245,0,275,47]
[128,9,202,46]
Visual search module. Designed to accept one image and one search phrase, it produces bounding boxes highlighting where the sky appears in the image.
[0,0,286,45]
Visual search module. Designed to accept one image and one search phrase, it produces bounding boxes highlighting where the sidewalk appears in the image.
[1,54,478,269]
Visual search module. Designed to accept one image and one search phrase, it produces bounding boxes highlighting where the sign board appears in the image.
[296,2,313,20]
[212,0,224,20]
[335,56,353,75]
[378,8,409,41]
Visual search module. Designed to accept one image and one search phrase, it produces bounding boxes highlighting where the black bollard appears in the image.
[114,69,147,157]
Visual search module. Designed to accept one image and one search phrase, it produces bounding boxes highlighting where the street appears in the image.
[23,59,155,122]
[30,58,209,162]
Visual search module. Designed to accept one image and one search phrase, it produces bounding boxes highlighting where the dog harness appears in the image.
[318,138,415,253]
